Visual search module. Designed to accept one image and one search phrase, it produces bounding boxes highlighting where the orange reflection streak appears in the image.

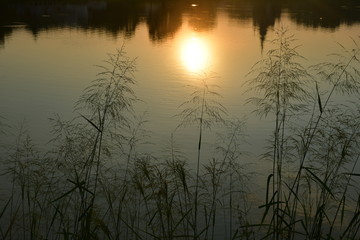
[181,36,210,73]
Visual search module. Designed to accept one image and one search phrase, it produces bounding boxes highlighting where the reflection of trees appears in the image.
[0,0,359,48]
[0,4,17,47]
[88,1,141,38]
[186,0,218,32]
[252,0,281,50]
[223,0,282,49]
[287,0,360,29]
[145,1,182,42]
[225,0,360,45]
[0,27,12,47]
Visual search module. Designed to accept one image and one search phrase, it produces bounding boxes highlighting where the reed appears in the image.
[1,34,360,240]
[176,72,228,239]
[246,27,311,239]
[246,29,360,239]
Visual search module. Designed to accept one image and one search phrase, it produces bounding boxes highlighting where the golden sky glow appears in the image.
[181,36,210,73]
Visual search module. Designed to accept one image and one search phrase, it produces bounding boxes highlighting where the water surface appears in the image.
[1,1,360,238]
[0,0,359,160]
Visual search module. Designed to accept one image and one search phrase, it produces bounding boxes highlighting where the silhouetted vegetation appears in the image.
[1,0,359,48]
[246,28,360,239]
[1,25,360,239]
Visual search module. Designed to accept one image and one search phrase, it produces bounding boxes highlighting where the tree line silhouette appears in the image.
[0,0,359,48]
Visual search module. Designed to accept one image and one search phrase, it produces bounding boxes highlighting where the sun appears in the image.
[181,36,210,73]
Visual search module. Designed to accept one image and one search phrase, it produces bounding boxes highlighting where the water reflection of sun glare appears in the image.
[181,37,209,73]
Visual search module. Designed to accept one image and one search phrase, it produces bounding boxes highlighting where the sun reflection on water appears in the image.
[181,36,210,73]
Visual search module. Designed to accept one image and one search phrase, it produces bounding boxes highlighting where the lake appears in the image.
[0,0,360,239]
[1,0,359,148]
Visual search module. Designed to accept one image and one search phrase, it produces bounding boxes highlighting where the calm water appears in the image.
[0,0,360,160]
[0,1,360,238]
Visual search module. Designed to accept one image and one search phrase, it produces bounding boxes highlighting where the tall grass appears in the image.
[246,27,311,239]
[246,30,360,239]
[1,33,360,240]
[176,72,228,239]
[0,49,250,240]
